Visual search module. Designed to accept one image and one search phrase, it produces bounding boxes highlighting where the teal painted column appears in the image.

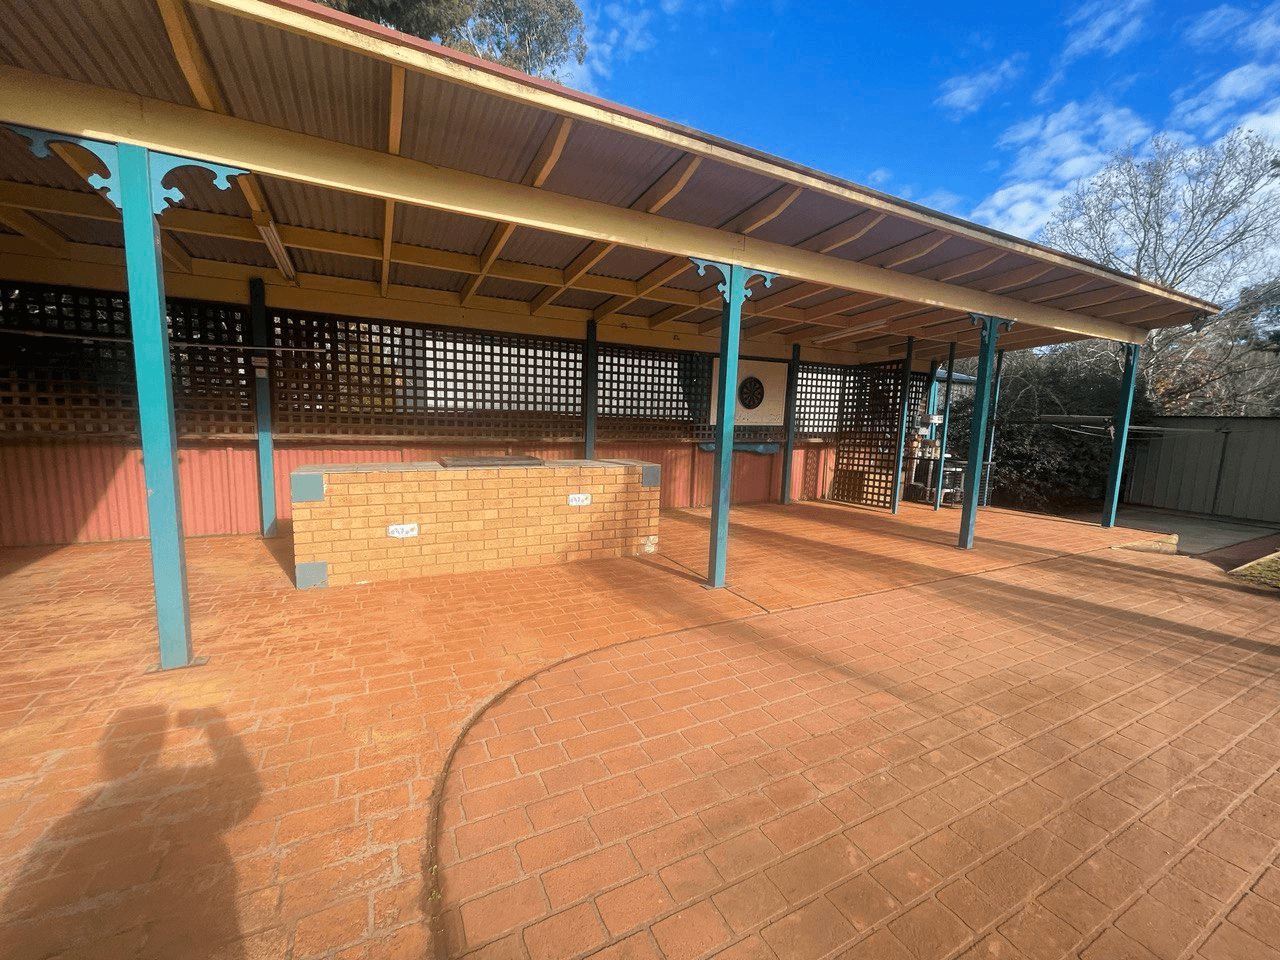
[934,342,956,511]
[694,259,776,589]
[958,316,1008,549]
[926,360,939,440]
[583,318,598,459]
[779,343,801,504]
[1102,343,1141,528]
[249,278,277,537]
[890,336,916,514]
[7,126,245,669]
[118,143,195,669]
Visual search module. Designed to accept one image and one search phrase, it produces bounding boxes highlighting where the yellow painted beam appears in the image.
[0,68,1158,343]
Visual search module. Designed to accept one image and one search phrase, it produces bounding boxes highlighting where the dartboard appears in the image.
[737,375,765,410]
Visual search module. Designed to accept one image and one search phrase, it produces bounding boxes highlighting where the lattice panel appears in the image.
[828,362,930,509]
[168,298,254,436]
[0,284,136,436]
[597,344,713,440]
[795,362,846,437]
[270,308,584,438]
[0,283,254,438]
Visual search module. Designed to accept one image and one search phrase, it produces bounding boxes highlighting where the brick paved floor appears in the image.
[1,501,1274,960]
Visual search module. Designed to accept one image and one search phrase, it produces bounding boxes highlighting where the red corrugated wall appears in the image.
[0,440,835,546]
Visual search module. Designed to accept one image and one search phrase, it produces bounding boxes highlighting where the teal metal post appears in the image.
[1102,343,1141,528]
[7,127,245,669]
[779,343,801,504]
[958,316,1006,549]
[249,278,277,537]
[583,318,598,459]
[890,336,916,514]
[118,143,194,669]
[694,259,776,589]
[934,342,956,511]
[926,360,939,440]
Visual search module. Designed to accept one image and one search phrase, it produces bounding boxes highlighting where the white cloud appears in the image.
[1170,63,1280,135]
[915,188,967,216]
[1061,0,1150,60]
[971,181,1068,239]
[935,55,1027,118]
[1184,2,1280,56]
[1036,0,1150,102]
[972,98,1152,239]
[1184,4,1252,46]
[1236,94,1280,140]
[866,167,892,186]
[561,1,657,92]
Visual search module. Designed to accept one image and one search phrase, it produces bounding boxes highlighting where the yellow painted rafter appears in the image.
[461,116,572,305]
[381,66,406,296]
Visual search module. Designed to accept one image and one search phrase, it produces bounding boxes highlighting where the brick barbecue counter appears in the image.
[288,458,661,588]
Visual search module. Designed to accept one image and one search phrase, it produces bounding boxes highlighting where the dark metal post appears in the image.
[934,342,956,510]
[249,278,277,537]
[583,318,598,459]
[959,317,1004,549]
[694,259,775,589]
[1102,343,1141,527]
[890,336,916,514]
[780,343,801,504]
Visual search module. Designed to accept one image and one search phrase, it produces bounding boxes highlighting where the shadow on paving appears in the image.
[1,706,261,960]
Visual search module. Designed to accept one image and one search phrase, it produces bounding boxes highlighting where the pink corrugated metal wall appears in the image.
[0,440,834,546]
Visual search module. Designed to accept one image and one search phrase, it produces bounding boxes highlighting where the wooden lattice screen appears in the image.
[269,307,585,439]
[826,362,931,509]
[597,343,713,440]
[0,282,253,438]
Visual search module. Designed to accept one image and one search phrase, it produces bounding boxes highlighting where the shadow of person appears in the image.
[1,705,262,960]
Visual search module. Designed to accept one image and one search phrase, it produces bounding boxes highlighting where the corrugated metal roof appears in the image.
[393,204,491,256]
[477,277,545,303]
[33,212,122,247]
[0,0,194,106]
[401,71,557,183]
[539,125,683,208]
[292,249,378,282]
[390,262,465,293]
[179,234,275,268]
[259,178,383,238]
[499,226,586,271]
[658,160,784,229]
[191,5,391,150]
[165,167,255,218]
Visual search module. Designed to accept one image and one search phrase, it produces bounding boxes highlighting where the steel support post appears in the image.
[694,259,776,589]
[7,125,246,668]
[249,278,277,537]
[934,342,956,511]
[958,316,1007,549]
[583,318,598,459]
[890,336,916,514]
[1102,343,1141,528]
[780,343,801,504]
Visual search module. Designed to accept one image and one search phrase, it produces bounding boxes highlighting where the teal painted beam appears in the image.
[958,316,1006,549]
[890,336,916,514]
[249,278,277,537]
[779,343,801,504]
[1102,343,1141,528]
[934,342,956,511]
[694,258,776,589]
[118,142,194,669]
[583,318,598,459]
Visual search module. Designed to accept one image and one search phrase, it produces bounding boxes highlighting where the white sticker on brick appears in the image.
[568,493,592,506]
[388,523,419,538]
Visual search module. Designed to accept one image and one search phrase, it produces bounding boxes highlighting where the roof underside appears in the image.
[0,0,1217,363]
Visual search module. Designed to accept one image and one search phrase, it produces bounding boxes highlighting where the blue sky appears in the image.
[562,1,1280,244]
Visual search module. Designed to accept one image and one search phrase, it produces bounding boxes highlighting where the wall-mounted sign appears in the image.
[568,493,592,506]
[388,523,419,538]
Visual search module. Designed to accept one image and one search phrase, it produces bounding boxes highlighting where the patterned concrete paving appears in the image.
[0,501,1274,959]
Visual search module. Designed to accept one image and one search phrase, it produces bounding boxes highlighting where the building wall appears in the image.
[1125,417,1280,523]
[0,439,836,547]
[291,460,660,587]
